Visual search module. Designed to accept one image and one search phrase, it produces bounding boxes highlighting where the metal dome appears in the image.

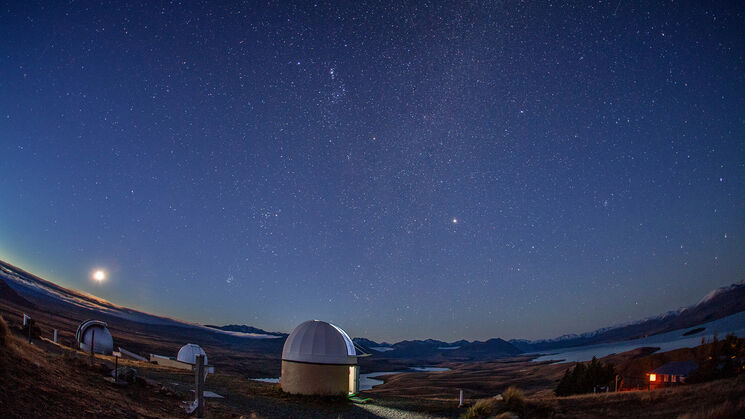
[282,320,356,365]
[177,343,207,365]
[75,319,114,355]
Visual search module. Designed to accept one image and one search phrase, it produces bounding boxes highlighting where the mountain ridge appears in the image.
[3,258,743,356]
[510,280,745,352]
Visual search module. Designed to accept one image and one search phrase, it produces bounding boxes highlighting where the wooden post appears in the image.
[195,354,205,418]
[458,389,464,407]
[114,354,119,384]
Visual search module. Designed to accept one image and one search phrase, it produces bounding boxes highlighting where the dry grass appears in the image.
[0,315,9,347]
[0,315,188,418]
[545,374,745,418]
[459,375,745,419]
[0,315,47,365]
[677,399,745,419]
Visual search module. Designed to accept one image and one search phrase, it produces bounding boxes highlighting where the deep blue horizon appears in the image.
[1,1,743,342]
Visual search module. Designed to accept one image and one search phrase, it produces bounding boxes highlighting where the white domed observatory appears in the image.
[281,320,359,396]
[75,320,114,355]
[177,343,208,365]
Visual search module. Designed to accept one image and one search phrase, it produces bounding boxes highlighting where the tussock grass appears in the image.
[461,386,529,419]
[461,398,497,419]
[503,386,525,410]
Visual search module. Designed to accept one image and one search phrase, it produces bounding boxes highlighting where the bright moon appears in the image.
[93,270,106,282]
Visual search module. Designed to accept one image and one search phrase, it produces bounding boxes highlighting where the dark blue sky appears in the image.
[1,1,743,341]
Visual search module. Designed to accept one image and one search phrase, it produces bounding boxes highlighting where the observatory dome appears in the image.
[75,320,114,355]
[282,320,356,365]
[177,343,207,365]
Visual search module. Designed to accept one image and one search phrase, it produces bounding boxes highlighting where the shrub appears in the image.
[555,357,616,396]
[688,334,745,384]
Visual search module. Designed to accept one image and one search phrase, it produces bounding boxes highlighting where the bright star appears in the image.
[452,218,458,224]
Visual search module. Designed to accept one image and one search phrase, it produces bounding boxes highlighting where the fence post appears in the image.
[195,354,205,418]
[90,329,95,366]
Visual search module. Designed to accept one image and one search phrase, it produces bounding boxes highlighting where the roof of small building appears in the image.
[652,361,699,376]
[282,320,357,365]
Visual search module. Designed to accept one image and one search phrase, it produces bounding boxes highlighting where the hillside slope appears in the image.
[0,315,185,418]
[0,276,33,308]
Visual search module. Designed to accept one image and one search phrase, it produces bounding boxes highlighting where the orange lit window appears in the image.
[649,374,656,382]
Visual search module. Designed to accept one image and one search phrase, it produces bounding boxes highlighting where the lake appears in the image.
[531,310,745,363]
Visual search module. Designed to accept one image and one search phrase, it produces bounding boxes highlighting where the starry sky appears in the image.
[1,1,743,342]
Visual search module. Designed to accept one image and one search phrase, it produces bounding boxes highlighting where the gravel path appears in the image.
[358,404,447,419]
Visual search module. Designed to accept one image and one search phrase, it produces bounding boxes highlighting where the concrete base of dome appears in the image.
[280,360,351,396]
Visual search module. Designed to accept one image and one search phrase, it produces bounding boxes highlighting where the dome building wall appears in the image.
[281,360,351,395]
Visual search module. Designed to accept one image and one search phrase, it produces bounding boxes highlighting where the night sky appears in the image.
[1,1,743,342]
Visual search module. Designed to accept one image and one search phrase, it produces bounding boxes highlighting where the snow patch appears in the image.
[697,280,745,306]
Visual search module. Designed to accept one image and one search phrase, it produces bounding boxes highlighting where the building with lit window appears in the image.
[648,361,698,389]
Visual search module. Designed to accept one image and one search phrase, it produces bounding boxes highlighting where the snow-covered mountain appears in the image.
[696,281,745,306]
[510,280,745,352]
